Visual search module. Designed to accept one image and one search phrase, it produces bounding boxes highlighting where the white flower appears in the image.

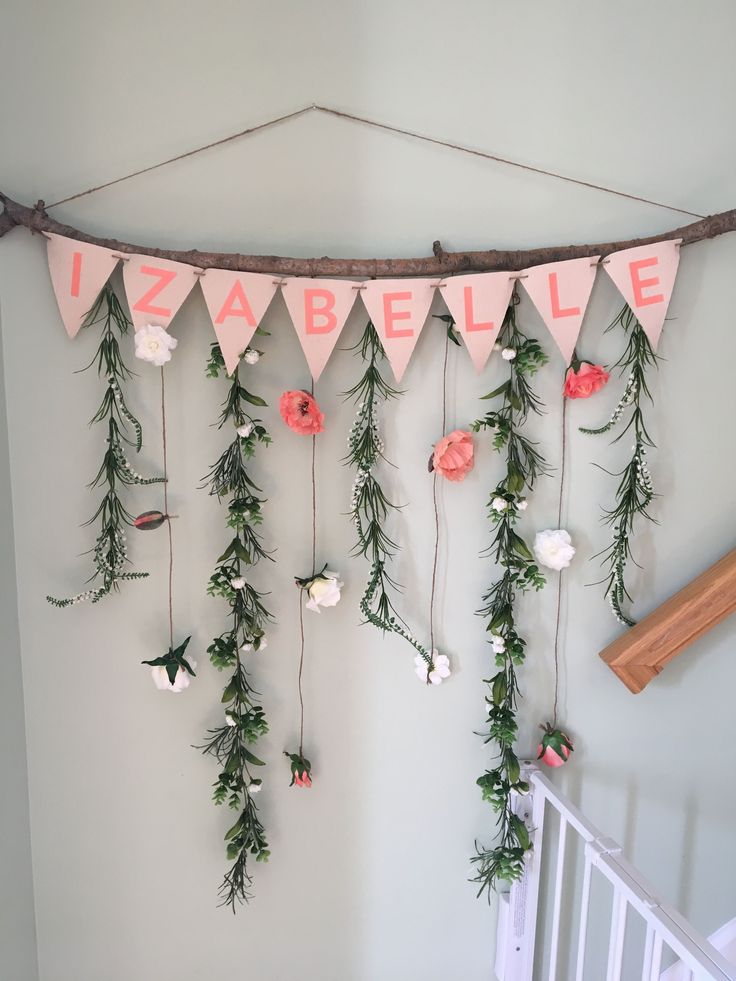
[248,780,263,794]
[491,633,506,654]
[134,324,177,367]
[501,347,517,361]
[237,421,254,438]
[305,570,343,613]
[533,529,576,571]
[243,348,260,365]
[491,496,508,512]
[241,643,253,652]
[493,341,503,351]
[414,650,451,685]
[258,637,268,651]
[230,577,246,590]
[517,499,528,511]
[225,711,238,727]
[150,656,196,694]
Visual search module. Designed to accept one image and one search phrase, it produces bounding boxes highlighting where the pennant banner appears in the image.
[603,239,681,349]
[361,279,436,382]
[521,256,600,365]
[46,234,121,338]
[122,255,199,331]
[281,278,359,381]
[441,273,516,373]
[200,270,278,375]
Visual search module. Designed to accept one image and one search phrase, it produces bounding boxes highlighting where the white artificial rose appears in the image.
[517,499,529,511]
[414,650,451,686]
[491,633,506,654]
[243,349,260,365]
[150,655,196,694]
[491,496,508,512]
[134,324,178,367]
[225,711,238,727]
[230,577,246,590]
[501,348,517,361]
[237,421,254,438]
[248,780,263,794]
[533,529,576,571]
[305,570,343,613]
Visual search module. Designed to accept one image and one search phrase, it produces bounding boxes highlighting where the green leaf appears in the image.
[480,381,510,401]
[242,748,266,767]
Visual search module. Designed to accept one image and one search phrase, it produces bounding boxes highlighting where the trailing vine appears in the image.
[469,299,549,896]
[47,287,163,607]
[198,342,273,910]
[581,305,657,625]
[344,320,433,669]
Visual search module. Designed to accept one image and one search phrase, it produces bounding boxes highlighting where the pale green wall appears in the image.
[0,308,38,979]
[1,2,735,980]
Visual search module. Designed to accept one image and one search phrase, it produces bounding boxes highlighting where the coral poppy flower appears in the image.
[563,362,609,399]
[432,430,474,482]
[279,390,325,435]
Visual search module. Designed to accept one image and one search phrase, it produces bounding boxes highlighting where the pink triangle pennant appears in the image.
[440,273,516,373]
[200,270,278,375]
[281,278,360,381]
[361,279,436,383]
[521,256,600,365]
[122,255,199,331]
[46,234,121,338]
[603,240,681,349]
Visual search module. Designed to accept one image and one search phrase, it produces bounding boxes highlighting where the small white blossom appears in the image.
[491,496,508,513]
[243,348,261,365]
[501,348,517,361]
[230,576,246,590]
[491,633,506,654]
[248,780,263,794]
[414,649,451,685]
[517,499,528,511]
[237,421,254,438]
[533,529,576,571]
[225,711,238,727]
[134,324,177,367]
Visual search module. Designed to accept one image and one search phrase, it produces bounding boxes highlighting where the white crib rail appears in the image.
[495,764,736,981]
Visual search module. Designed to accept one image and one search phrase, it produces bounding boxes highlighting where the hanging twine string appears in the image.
[160,367,174,649]
[44,105,702,219]
[297,380,318,756]
[429,332,450,656]
[551,395,568,727]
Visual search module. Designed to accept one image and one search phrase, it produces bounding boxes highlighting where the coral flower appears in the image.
[563,362,609,399]
[279,390,325,435]
[432,430,474,482]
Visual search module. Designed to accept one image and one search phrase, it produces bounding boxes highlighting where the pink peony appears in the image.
[279,390,325,435]
[432,430,474,482]
[563,362,609,399]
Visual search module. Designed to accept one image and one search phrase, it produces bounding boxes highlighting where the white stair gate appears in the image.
[494,765,736,981]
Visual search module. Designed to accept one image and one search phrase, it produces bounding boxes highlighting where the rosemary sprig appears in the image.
[47,287,162,608]
[344,321,433,666]
[469,300,549,898]
[581,305,657,625]
[199,343,273,911]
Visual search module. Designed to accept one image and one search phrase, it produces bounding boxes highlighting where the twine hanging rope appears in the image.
[43,105,703,220]
[428,331,450,656]
[551,396,568,727]
[160,367,174,650]
[296,381,318,756]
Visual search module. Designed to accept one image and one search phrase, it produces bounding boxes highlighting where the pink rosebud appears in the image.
[537,725,574,768]
[294,770,312,788]
[563,362,609,399]
[431,430,474,483]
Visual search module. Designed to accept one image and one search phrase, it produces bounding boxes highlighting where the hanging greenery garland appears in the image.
[47,287,163,608]
[344,320,435,672]
[469,299,549,895]
[580,305,657,626]
[198,342,273,910]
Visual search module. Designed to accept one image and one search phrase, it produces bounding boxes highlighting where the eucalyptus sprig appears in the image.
[343,321,433,667]
[199,343,273,911]
[47,287,163,608]
[581,305,657,625]
[469,300,549,898]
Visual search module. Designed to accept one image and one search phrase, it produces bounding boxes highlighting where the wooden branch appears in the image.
[599,548,736,693]
[1,190,736,276]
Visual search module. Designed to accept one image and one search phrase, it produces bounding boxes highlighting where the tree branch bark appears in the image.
[2,191,735,276]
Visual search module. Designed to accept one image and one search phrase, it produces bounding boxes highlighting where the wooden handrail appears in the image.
[599,548,736,693]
